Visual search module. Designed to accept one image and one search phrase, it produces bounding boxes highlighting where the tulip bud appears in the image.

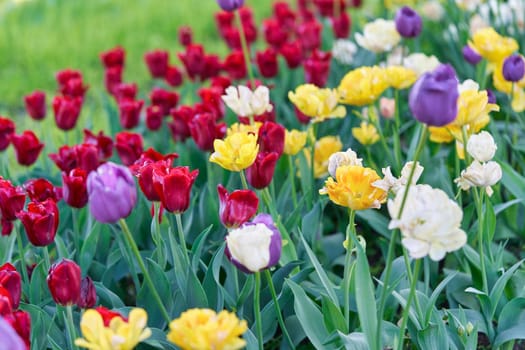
[115,82,138,102]
[0,317,26,350]
[104,66,123,96]
[0,263,21,309]
[165,65,184,87]
[146,105,163,131]
[178,26,193,46]
[115,132,144,166]
[62,168,89,208]
[0,117,15,151]
[409,64,459,126]
[61,78,88,99]
[168,106,193,143]
[263,19,287,48]
[332,12,351,39]
[47,259,81,306]
[100,46,125,69]
[280,41,303,69]
[152,166,198,213]
[118,99,144,129]
[379,97,396,119]
[17,199,59,247]
[217,185,259,228]
[256,48,279,79]
[24,91,46,120]
[52,96,83,131]
[223,50,247,80]
[150,88,179,116]
[77,276,97,309]
[462,45,482,65]
[178,44,206,81]
[83,129,114,162]
[144,50,169,78]
[189,113,226,151]
[0,178,26,221]
[226,213,282,273]
[87,162,137,223]
[11,131,45,166]
[395,6,422,38]
[467,131,497,163]
[258,121,285,156]
[216,0,245,12]
[246,152,279,189]
[304,50,332,87]
[502,54,525,82]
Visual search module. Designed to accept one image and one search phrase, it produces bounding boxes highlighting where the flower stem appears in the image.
[473,188,489,293]
[254,271,264,350]
[264,269,294,349]
[235,10,255,87]
[288,155,298,207]
[392,89,402,173]
[396,258,421,350]
[65,305,78,350]
[119,219,171,324]
[343,209,356,326]
[240,170,249,190]
[42,246,51,272]
[15,225,30,294]
[175,213,190,265]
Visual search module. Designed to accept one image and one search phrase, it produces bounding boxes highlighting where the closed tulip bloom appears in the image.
[150,88,179,116]
[332,12,351,39]
[256,48,279,78]
[462,45,482,65]
[395,6,422,38]
[469,27,518,63]
[87,162,137,223]
[223,50,247,80]
[304,50,332,87]
[165,65,184,87]
[17,199,59,247]
[152,166,198,213]
[178,26,193,46]
[218,185,259,228]
[280,41,303,69]
[409,64,459,126]
[0,178,26,222]
[263,19,288,48]
[24,178,62,203]
[169,105,193,142]
[217,0,244,11]
[226,213,282,273]
[0,317,26,350]
[118,99,143,129]
[62,168,89,208]
[104,66,123,96]
[0,286,13,315]
[77,276,97,309]
[178,44,206,80]
[83,129,114,162]
[61,78,88,99]
[352,122,380,146]
[210,132,259,172]
[284,129,308,156]
[502,54,525,82]
[115,132,144,166]
[52,96,82,131]
[24,91,46,120]
[0,117,15,151]
[246,152,279,189]
[47,259,81,306]
[257,121,285,156]
[100,46,125,69]
[11,131,44,166]
[467,131,497,162]
[145,105,163,131]
[144,50,169,78]
[56,69,82,91]
[0,263,21,309]
[130,149,177,201]
[188,113,226,151]
[114,82,137,102]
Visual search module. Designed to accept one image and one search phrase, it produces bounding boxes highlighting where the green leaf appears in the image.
[322,295,348,333]
[185,268,209,309]
[356,210,390,238]
[338,332,369,350]
[416,322,450,350]
[301,202,323,243]
[494,298,525,347]
[190,225,213,272]
[94,281,125,308]
[79,223,100,272]
[484,199,496,242]
[137,258,173,327]
[488,259,525,319]
[424,271,458,326]
[500,161,525,199]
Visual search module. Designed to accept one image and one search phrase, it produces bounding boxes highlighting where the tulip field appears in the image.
[2,0,525,349]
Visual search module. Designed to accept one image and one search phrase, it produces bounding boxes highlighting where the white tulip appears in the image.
[455,160,502,196]
[328,148,363,178]
[222,85,273,117]
[355,19,401,54]
[226,223,275,273]
[467,131,497,163]
[403,53,441,77]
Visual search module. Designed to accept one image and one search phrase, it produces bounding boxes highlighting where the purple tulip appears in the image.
[216,0,244,12]
[409,64,459,126]
[395,6,422,38]
[462,45,482,65]
[225,213,282,273]
[87,162,137,223]
[485,89,496,104]
[0,317,26,350]
[502,54,525,82]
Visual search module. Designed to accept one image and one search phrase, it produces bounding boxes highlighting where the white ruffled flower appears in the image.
[327,148,363,178]
[332,39,358,65]
[467,131,497,162]
[403,53,440,77]
[455,160,502,196]
[421,1,445,22]
[373,162,424,194]
[388,184,467,261]
[222,85,273,117]
[458,79,480,93]
[355,19,401,53]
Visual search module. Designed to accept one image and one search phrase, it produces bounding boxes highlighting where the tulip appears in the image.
[95,306,127,326]
[502,54,525,82]
[332,12,351,39]
[144,50,169,78]
[145,105,163,131]
[17,199,59,247]
[87,162,137,223]
[165,65,183,87]
[202,54,223,81]
[0,286,13,315]
[297,20,322,54]
[216,0,244,11]
[104,66,123,96]
[409,64,459,126]
[100,46,125,69]
[0,316,26,350]
[52,95,82,131]
[178,26,193,46]
[115,82,138,102]
[486,89,496,104]
[56,69,82,92]
[225,213,282,273]
[314,0,346,16]
[152,166,198,213]
[304,50,332,87]
[178,44,206,80]
[168,105,193,142]
[246,152,279,189]
[188,113,226,151]
[263,19,288,48]
[115,132,144,166]
[1,219,14,236]
[62,168,89,208]
[77,276,97,309]
[61,78,88,99]
[0,178,26,221]
[24,178,62,203]
[0,263,21,309]
[462,45,482,65]
[209,132,259,172]
[49,143,99,173]
[130,149,177,201]
[11,131,44,166]
[280,41,302,69]
[395,6,422,38]
[0,117,15,151]
[223,50,247,80]
[256,48,279,79]
[258,121,285,156]
[24,91,46,120]
[150,88,179,116]
[217,185,258,228]
[273,1,296,27]
[83,129,114,161]
[47,259,81,306]
[118,99,144,129]
[199,86,225,119]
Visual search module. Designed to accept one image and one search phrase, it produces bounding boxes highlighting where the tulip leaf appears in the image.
[500,161,525,200]
[488,259,525,319]
[416,322,450,350]
[494,297,525,347]
[322,295,348,333]
[338,331,369,350]
[185,268,209,309]
[79,221,100,272]
[94,281,125,308]
[190,224,213,272]
[484,199,496,242]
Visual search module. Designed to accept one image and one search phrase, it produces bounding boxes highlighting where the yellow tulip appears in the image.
[210,132,259,172]
[352,122,380,146]
[469,27,518,63]
[385,66,417,90]
[338,66,389,106]
[302,136,343,178]
[284,129,308,156]
[288,84,346,123]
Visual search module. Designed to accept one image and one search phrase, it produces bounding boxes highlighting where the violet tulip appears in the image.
[4,310,31,349]
[216,0,245,12]
[0,317,25,350]
[47,259,81,306]
[246,152,279,189]
[152,166,199,213]
[24,91,46,120]
[502,54,525,82]
[462,45,482,65]
[395,6,422,38]
[17,199,59,247]
[217,185,259,228]
[87,162,137,223]
[409,64,459,126]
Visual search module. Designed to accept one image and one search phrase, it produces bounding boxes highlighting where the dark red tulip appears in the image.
[273,1,296,28]
[17,199,59,247]
[215,11,234,37]
[4,309,31,349]
[258,121,285,156]
[314,0,346,17]
[280,41,303,69]
[188,113,226,151]
[178,44,206,80]
[0,117,15,151]
[130,148,177,201]
[297,20,322,55]
[100,46,125,69]
[1,219,14,236]
[62,78,88,98]
[49,143,99,173]
[0,263,21,310]
[0,178,26,222]
[62,168,89,208]
[178,26,193,46]
[332,12,351,39]
[83,129,114,161]
[246,152,279,189]
[304,49,332,87]
[145,105,163,131]
[55,69,82,92]
[118,99,144,129]
[152,166,198,213]
[223,50,247,80]
[211,75,232,92]
[11,131,44,166]
[47,259,81,306]
[263,19,288,48]
[256,48,279,78]
[144,50,169,78]
[104,66,123,96]
[294,106,311,124]
[165,65,184,87]
[24,91,46,120]
[115,132,144,166]
[115,82,137,101]
[0,286,13,315]
[202,54,223,81]
[52,96,82,131]
[24,178,61,203]
[168,105,193,142]
[217,185,259,228]
[150,88,179,116]
[95,306,126,327]
[77,276,97,309]
[198,87,225,120]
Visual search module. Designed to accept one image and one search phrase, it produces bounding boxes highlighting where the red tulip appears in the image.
[297,20,322,55]
[168,105,193,142]
[0,263,21,310]
[132,157,174,202]
[314,0,346,16]
[256,48,279,78]
[263,19,288,48]
[165,65,183,87]
[24,91,46,120]
[55,69,82,92]
[114,82,137,102]
[144,50,169,78]
[47,259,81,306]
[104,66,123,96]
[223,50,247,80]
[304,49,332,87]
[273,1,296,28]
[332,12,351,39]
[118,99,144,129]
[150,88,179,116]
[115,132,143,166]
[100,46,125,69]
[52,95,83,131]
[77,276,96,309]
[178,44,206,80]
[83,129,114,161]
[1,219,14,236]
[188,113,226,151]
[198,87,225,120]
[61,78,88,98]
[146,105,163,131]
[178,26,193,47]
[5,310,31,349]
[62,168,89,208]
[217,185,259,228]
[95,306,126,327]
[211,75,232,92]
[152,166,198,213]
[258,121,285,156]
[49,143,99,173]
[11,131,44,166]
[0,117,15,151]
[246,152,279,189]
[0,178,26,222]
[17,199,59,247]
[202,54,223,81]
[280,41,303,69]
[0,286,13,315]
[24,178,62,203]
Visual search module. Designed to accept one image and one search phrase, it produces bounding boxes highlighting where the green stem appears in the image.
[72,209,80,259]
[343,209,356,326]
[254,271,263,350]
[308,123,318,209]
[119,219,171,324]
[474,188,489,293]
[393,89,402,173]
[365,146,379,172]
[65,305,78,350]
[175,213,190,265]
[15,225,30,292]
[506,83,514,139]
[288,155,298,207]
[240,170,249,190]
[396,259,422,350]
[42,246,51,272]
[235,10,255,88]
[264,270,294,349]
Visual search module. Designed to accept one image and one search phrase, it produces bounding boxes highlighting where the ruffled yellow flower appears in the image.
[385,66,417,89]
[167,308,247,350]
[284,129,308,156]
[226,122,261,136]
[302,136,343,178]
[469,27,518,63]
[210,132,259,172]
[338,66,389,106]
[352,122,380,146]
[320,165,387,210]
[288,84,346,123]
[75,308,151,350]
[511,88,525,112]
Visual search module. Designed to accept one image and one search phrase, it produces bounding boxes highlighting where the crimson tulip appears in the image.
[104,66,123,96]
[0,178,26,222]
[178,26,193,47]
[24,91,46,120]
[304,49,332,87]
[223,50,247,80]
[0,263,21,309]
[115,132,144,166]
[24,178,62,203]
[62,168,89,208]
[188,113,226,151]
[118,99,144,129]
[77,276,97,309]
[100,46,125,69]
[11,131,44,166]
[5,310,32,349]
[0,116,15,151]
[115,82,138,102]
[17,199,59,247]
[47,259,81,306]
[246,152,279,189]
[258,121,285,156]
[168,105,193,142]
[144,50,169,78]
[178,44,206,80]
[145,105,163,131]
[217,185,259,228]
[165,65,183,87]
[256,48,279,78]
[152,166,198,213]
[83,129,114,161]
[52,95,83,131]
[150,88,179,116]
[280,41,302,69]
